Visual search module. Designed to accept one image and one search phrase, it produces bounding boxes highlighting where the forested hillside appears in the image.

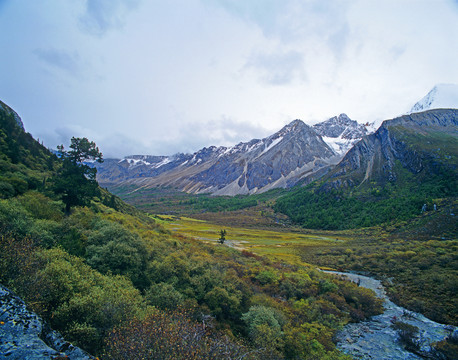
[275,109,458,230]
[0,107,57,198]
[0,103,384,359]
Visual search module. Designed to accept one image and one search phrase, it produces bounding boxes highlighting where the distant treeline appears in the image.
[183,195,258,212]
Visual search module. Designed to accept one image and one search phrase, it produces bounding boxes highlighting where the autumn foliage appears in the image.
[104,309,271,360]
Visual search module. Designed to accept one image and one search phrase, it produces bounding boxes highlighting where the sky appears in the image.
[1,0,458,158]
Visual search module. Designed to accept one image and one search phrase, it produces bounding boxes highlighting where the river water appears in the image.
[324,271,456,359]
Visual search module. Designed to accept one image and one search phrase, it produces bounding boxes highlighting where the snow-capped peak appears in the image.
[313,114,373,156]
[408,84,458,114]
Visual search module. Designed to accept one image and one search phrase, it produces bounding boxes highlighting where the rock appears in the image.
[0,284,95,360]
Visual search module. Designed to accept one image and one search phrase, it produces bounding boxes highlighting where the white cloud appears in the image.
[1,0,458,158]
[79,0,140,36]
[33,48,81,76]
[244,50,306,85]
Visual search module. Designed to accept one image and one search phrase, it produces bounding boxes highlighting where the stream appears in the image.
[324,271,456,359]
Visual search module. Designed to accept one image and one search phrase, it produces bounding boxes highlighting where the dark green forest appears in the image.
[274,169,456,230]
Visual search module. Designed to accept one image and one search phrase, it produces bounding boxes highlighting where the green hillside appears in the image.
[0,102,385,359]
[0,106,58,198]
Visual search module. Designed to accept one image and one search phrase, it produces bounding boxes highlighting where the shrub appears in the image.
[391,320,421,352]
[241,305,286,352]
[104,309,263,360]
[145,282,184,310]
[27,248,144,355]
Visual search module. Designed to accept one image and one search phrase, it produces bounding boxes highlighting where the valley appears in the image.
[3,0,458,356]
[148,213,457,358]
[141,199,457,327]
[1,86,457,359]
[153,213,348,260]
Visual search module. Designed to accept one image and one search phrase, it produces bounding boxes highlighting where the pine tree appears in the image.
[218,229,226,244]
[53,137,103,213]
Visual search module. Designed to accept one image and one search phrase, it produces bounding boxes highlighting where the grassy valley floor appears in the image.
[156,207,457,326]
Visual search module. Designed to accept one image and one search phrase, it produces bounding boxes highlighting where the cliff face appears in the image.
[320,109,458,191]
[0,284,94,360]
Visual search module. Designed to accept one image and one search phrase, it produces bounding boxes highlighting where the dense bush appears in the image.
[28,248,144,353]
[0,192,385,358]
[86,221,149,289]
[104,309,273,360]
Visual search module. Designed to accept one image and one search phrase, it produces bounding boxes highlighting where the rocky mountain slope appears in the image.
[0,99,24,130]
[321,108,458,191]
[96,114,371,196]
[274,108,457,230]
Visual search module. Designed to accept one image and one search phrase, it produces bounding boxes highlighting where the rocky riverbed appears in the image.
[325,271,456,359]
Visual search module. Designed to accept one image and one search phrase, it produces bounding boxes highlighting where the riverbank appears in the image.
[325,271,456,359]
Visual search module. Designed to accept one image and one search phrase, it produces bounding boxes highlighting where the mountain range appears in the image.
[96,84,458,197]
[96,114,372,195]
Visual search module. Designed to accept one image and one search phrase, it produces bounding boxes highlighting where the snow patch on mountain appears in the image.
[409,84,458,114]
[313,114,373,156]
[123,158,152,166]
[153,158,172,168]
[260,136,283,156]
[321,136,348,154]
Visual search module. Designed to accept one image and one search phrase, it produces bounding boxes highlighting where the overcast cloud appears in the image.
[0,0,457,158]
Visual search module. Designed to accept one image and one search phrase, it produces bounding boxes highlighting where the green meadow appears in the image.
[154,215,349,264]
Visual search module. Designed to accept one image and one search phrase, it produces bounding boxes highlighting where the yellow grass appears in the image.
[154,215,349,263]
